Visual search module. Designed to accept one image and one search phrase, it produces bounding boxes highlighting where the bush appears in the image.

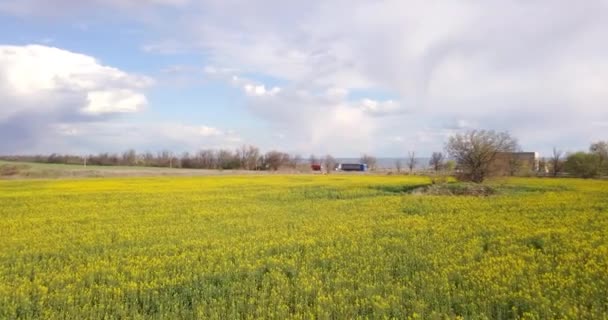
[564,152,600,178]
[414,183,497,196]
[429,173,450,185]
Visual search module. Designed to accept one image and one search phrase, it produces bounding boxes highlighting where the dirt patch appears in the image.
[0,164,30,176]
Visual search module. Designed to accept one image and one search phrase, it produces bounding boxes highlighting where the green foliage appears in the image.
[444,160,456,172]
[564,152,600,178]
[1,176,607,319]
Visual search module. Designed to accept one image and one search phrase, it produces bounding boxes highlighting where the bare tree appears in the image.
[445,130,519,183]
[428,152,444,172]
[180,152,192,168]
[157,150,173,168]
[323,155,337,174]
[197,149,217,169]
[550,147,564,177]
[237,145,260,170]
[264,151,290,171]
[360,154,377,171]
[394,159,403,173]
[143,152,155,166]
[407,152,417,173]
[121,149,137,166]
[217,149,239,169]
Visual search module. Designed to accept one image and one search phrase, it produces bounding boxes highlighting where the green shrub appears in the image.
[564,152,600,178]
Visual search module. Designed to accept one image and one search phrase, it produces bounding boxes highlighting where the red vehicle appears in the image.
[311,164,322,171]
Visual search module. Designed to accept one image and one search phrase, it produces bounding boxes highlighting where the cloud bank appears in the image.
[2,1,608,155]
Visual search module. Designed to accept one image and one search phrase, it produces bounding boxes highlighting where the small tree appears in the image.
[360,154,377,171]
[564,152,600,178]
[323,155,337,174]
[407,152,417,173]
[445,130,519,183]
[394,159,403,173]
[550,147,564,177]
[429,152,445,172]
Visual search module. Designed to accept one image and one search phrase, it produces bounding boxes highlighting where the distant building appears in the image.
[489,152,539,176]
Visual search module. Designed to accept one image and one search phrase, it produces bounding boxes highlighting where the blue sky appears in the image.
[1,0,607,157]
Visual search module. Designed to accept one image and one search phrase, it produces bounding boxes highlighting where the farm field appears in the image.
[1,175,607,319]
[0,160,268,179]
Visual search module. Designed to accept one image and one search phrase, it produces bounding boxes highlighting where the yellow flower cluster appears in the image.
[0,175,606,319]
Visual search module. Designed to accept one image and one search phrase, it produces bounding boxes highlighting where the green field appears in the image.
[1,175,607,319]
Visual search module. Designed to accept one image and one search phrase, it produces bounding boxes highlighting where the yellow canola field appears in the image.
[0,175,607,319]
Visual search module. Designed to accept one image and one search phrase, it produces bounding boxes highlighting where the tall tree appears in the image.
[429,152,445,172]
[264,151,290,171]
[237,145,260,170]
[407,152,417,173]
[121,149,137,166]
[445,130,519,183]
[323,155,337,174]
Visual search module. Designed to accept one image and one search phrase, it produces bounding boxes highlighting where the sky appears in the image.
[1,0,607,157]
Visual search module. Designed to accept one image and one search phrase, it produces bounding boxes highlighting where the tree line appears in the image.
[0,146,300,171]
[1,131,606,181]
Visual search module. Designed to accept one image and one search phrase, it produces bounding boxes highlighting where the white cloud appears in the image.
[160,124,225,139]
[239,85,377,155]
[244,84,281,97]
[198,126,223,137]
[43,122,241,154]
[84,90,148,115]
[0,44,152,152]
[191,0,607,154]
[358,99,402,116]
[0,45,152,120]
